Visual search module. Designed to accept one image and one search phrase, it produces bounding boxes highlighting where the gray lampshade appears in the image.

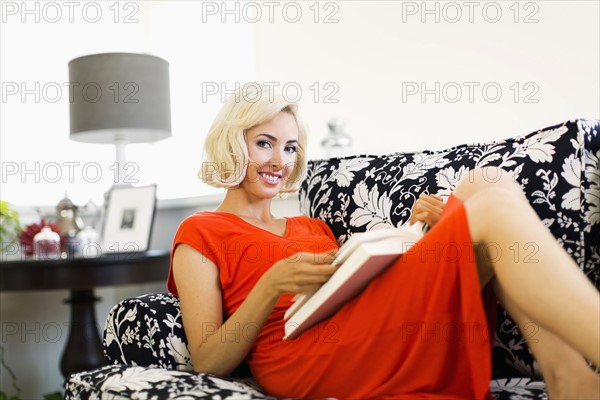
[69,53,171,144]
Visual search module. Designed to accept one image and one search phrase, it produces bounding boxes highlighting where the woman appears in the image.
[168,83,600,399]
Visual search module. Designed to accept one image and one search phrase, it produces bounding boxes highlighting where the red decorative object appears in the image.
[19,218,63,257]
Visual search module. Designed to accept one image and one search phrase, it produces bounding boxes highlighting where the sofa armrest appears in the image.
[103,292,193,370]
[103,292,254,378]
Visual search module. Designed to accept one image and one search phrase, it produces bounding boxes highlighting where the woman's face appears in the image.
[241,111,300,199]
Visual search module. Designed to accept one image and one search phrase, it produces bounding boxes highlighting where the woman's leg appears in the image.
[452,167,600,368]
[492,278,600,399]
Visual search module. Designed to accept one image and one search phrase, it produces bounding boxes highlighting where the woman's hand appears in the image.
[410,194,445,228]
[257,251,338,300]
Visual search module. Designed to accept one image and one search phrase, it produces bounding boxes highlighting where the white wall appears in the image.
[253,1,600,156]
[1,1,599,398]
[2,1,598,205]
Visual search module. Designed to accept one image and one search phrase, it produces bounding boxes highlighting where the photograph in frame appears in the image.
[102,184,157,253]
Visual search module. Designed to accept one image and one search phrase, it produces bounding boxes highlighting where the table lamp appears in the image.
[68,52,172,184]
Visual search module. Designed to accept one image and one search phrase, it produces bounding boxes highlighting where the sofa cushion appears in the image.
[64,365,274,400]
[299,118,600,378]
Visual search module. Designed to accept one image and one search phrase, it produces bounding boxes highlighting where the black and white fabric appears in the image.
[65,365,275,399]
[300,118,600,379]
[489,379,547,400]
[64,119,599,399]
[103,292,192,371]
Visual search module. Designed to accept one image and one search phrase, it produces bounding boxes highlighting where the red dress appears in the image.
[167,195,496,399]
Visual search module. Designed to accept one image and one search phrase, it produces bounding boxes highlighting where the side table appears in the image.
[0,250,170,377]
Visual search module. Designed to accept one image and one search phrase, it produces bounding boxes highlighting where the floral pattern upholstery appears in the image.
[65,364,275,400]
[103,292,192,371]
[64,119,599,399]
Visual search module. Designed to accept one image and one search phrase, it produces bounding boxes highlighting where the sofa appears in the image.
[64,118,599,399]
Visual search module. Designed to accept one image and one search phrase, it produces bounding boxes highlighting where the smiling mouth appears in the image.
[259,171,283,185]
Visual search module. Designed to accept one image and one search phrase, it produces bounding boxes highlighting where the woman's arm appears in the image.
[173,243,336,376]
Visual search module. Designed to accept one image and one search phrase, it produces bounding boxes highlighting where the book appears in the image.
[283,221,427,340]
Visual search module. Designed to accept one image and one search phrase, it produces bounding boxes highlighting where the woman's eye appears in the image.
[257,140,271,149]
[285,146,298,154]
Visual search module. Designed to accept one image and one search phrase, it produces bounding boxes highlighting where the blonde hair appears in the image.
[199,82,308,193]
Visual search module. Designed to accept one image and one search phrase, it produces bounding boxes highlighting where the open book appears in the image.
[283,221,428,340]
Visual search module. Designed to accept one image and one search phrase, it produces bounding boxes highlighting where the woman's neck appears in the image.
[215,188,276,223]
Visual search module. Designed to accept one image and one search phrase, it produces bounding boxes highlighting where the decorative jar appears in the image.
[34,226,61,260]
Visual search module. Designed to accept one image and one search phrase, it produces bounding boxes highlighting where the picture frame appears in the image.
[102,184,157,253]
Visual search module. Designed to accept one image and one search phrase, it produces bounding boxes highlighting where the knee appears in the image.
[453,167,523,202]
